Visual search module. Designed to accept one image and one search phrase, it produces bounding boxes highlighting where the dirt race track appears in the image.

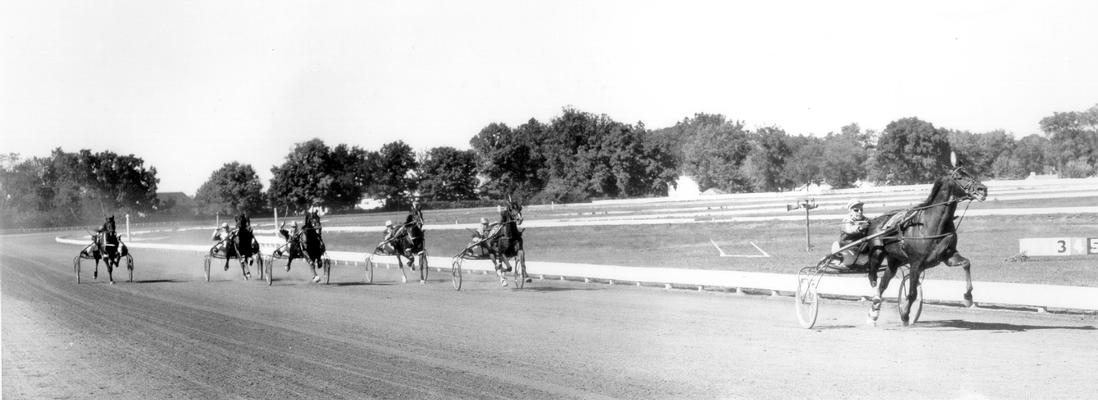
[3,233,1097,399]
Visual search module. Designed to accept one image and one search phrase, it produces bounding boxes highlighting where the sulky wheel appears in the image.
[451,257,463,291]
[364,254,375,284]
[513,251,527,289]
[125,254,134,283]
[73,255,82,284]
[323,257,332,285]
[417,251,429,284]
[263,256,272,286]
[897,268,925,324]
[203,255,212,282]
[795,265,821,329]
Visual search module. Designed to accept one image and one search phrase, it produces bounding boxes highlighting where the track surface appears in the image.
[3,233,1097,399]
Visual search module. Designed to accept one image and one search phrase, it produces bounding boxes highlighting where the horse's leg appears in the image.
[868,257,896,326]
[396,255,409,284]
[106,256,115,284]
[312,258,322,283]
[285,256,294,272]
[952,252,975,307]
[418,251,427,283]
[239,257,250,280]
[93,258,100,279]
[490,253,507,286]
[898,262,924,327]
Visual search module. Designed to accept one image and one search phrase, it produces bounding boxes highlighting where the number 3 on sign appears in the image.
[1057,240,1067,253]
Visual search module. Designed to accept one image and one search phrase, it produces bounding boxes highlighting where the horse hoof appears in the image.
[419,279,426,285]
[401,276,408,284]
[312,276,321,283]
[501,279,508,287]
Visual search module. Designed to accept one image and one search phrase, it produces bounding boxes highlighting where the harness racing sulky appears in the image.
[795,155,987,328]
[203,214,265,283]
[74,218,133,284]
[366,215,428,284]
[267,211,331,285]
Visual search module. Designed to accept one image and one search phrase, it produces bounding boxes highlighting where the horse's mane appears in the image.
[915,178,946,208]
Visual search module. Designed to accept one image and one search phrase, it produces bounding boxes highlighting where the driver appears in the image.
[839,199,870,247]
[211,222,231,253]
[468,217,492,257]
[829,199,870,268]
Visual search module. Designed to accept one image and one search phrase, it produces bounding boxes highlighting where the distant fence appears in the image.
[55,236,1098,312]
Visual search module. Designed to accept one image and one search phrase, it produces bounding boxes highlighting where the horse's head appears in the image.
[502,196,524,225]
[947,167,987,202]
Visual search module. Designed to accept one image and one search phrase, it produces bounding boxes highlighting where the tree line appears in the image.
[2,104,1096,228]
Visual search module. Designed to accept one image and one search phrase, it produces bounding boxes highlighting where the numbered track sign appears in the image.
[1019,237,1089,256]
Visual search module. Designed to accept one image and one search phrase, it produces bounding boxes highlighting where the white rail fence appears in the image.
[56,236,1098,312]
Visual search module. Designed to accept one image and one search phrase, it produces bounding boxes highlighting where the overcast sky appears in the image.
[3,0,1096,195]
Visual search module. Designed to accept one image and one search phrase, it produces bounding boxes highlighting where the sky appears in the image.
[2,0,1097,195]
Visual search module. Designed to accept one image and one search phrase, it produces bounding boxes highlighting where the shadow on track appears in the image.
[520,286,604,293]
[919,319,1097,332]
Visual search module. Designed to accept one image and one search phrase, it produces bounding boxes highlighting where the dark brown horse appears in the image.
[299,211,328,283]
[228,213,260,280]
[488,197,527,286]
[387,213,428,284]
[97,216,128,284]
[863,166,987,326]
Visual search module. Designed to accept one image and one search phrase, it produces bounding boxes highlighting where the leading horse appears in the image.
[228,213,260,280]
[863,165,987,326]
[488,197,527,286]
[298,211,328,283]
[96,217,128,284]
[387,213,428,284]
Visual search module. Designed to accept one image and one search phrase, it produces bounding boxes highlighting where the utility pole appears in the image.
[786,198,818,251]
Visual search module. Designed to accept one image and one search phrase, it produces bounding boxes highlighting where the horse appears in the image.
[98,221,126,284]
[862,165,987,326]
[487,196,527,286]
[387,213,428,284]
[297,211,328,283]
[226,213,259,280]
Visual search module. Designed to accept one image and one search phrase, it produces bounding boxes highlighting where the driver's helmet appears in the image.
[221,222,229,229]
[385,220,393,227]
[479,217,488,226]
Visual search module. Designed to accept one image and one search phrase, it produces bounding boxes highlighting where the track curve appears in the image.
[3,233,1097,399]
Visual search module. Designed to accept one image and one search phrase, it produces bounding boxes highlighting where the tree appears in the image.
[268,139,373,212]
[681,118,752,192]
[0,148,159,227]
[195,162,266,216]
[870,118,952,184]
[994,134,1051,178]
[470,120,547,200]
[325,144,373,210]
[741,126,793,192]
[367,140,418,209]
[418,147,478,201]
[1040,104,1098,177]
[949,130,1014,178]
[781,135,826,188]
